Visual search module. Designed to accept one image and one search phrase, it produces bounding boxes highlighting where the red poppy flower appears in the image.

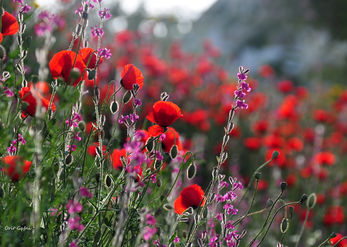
[147,101,182,127]
[1,156,32,182]
[330,233,347,247]
[147,125,183,153]
[111,149,127,170]
[0,11,19,44]
[49,50,86,86]
[19,86,56,118]
[314,152,336,166]
[252,120,268,135]
[287,137,303,152]
[174,184,205,215]
[243,137,262,151]
[87,142,107,157]
[120,64,144,91]
[323,206,345,226]
[277,80,294,93]
[78,47,99,69]
[258,65,274,78]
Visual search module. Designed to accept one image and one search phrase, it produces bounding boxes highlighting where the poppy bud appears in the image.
[280,218,289,233]
[70,68,81,80]
[145,137,154,153]
[78,121,86,131]
[272,150,279,159]
[65,154,73,165]
[306,193,317,209]
[255,172,261,180]
[266,199,273,208]
[163,204,173,211]
[122,90,132,104]
[110,101,119,114]
[104,174,113,188]
[88,69,96,80]
[187,163,197,180]
[299,194,308,204]
[280,182,287,192]
[170,145,178,159]
[160,92,169,101]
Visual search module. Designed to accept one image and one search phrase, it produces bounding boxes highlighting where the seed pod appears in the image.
[78,121,86,131]
[0,186,4,198]
[280,218,289,233]
[110,101,119,114]
[187,163,197,180]
[132,84,139,94]
[212,167,219,180]
[170,145,178,159]
[178,217,189,223]
[163,204,173,211]
[183,207,194,216]
[145,137,154,153]
[280,182,287,192]
[88,69,96,80]
[306,193,317,209]
[288,206,294,219]
[160,92,169,101]
[104,174,113,188]
[65,154,73,165]
[154,160,162,170]
[122,90,132,104]
[99,115,106,127]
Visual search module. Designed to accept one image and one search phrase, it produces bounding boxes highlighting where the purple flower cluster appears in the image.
[7,133,26,155]
[66,200,84,234]
[119,113,140,125]
[35,11,65,36]
[79,187,93,198]
[98,8,112,20]
[65,112,82,128]
[91,25,104,37]
[124,132,150,168]
[13,0,31,13]
[234,67,251,110]
[97,48,112,60]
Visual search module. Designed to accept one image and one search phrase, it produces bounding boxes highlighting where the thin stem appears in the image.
[294,208,310,247]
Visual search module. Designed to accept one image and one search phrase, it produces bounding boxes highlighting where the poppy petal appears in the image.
[1,11,19,36]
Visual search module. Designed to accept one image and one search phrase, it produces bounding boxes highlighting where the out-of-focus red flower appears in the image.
[278,95,298,120]
[19,86,56,118]
[257,179,268,191]
[316,194,326,204]
[244,137,262,151]
[296,86,309,99]
[264,135,284,149]
[286,173,297,187]
[174,184,205,215]
[1,156,32,182]
[330,233,347,247]
[252,120,268,135]
[228,126,241,138]
[182,109,210,131]
[258,65,274,78]
[120,64,144,91]
[87,142,107,157]
[277,80,294,93]
[301,166,313,179]
[0,11,19,44]
[287,137,303,152]
[313,109,333,123]
[147,101,182,127]
[111,149,127,170]
[314,152,336,166]
[49,50,86,86]
[147,125,183,153]
[323,206,345,226]
[78,47,99,69]
[304,128,315,144]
